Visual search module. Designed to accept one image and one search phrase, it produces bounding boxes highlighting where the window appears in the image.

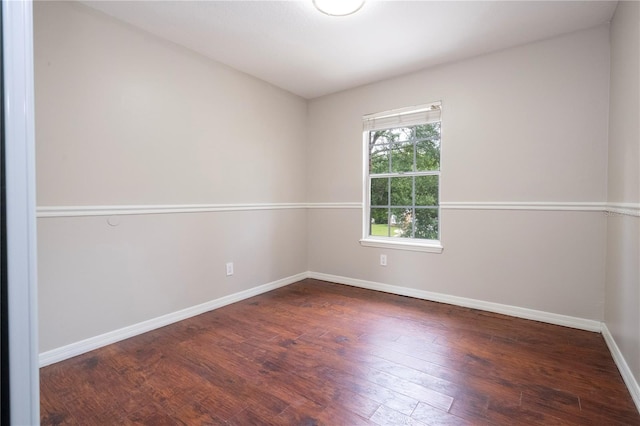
[361,102,442,253]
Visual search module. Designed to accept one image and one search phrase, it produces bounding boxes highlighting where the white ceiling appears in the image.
[82,1,617,99]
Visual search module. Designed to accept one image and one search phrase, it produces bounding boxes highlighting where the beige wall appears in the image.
[605,0,640,390]
[307,26,610,320]
[37,210,307,351]
[36,2,307,206]
[35,2,308,351]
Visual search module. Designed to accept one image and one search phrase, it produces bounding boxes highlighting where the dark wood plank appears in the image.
[40,279,640,425]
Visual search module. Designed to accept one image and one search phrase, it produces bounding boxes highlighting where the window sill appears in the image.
[359,238,443,253]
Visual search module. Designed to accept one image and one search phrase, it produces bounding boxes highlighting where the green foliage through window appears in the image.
[367,121,441,240]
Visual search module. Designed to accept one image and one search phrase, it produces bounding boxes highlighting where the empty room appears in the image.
[4,0,638,424]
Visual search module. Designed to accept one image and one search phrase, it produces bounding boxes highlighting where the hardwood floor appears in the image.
[40,279,640,425]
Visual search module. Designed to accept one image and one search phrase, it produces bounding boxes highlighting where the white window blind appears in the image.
[363,102,441,132]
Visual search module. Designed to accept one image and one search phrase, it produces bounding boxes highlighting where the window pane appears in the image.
[414,208,439,240]
[415,175,439,206]
[390,207,411,238]
[415,123,441,171]
[391,141,413,173]
[395,127,414,142]
[390,177,412,206]
[370,143,390,174]
[370,129,393,145]
[370,129,394,174]
[370,208,390,236]
[370,178,388,206]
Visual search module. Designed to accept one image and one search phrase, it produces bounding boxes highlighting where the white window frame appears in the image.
[360,102,443,253]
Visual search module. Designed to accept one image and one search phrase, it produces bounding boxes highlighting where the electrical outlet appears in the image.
[380,254,387,266]
[226,262,234,276]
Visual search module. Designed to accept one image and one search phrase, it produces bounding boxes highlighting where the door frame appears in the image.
[2,0,39,423]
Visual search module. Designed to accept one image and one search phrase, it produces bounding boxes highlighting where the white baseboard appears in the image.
[307,271,602,332]
[601,323,640,413]
[38,272,307,367]
[39,270,602,366]
[40,269,639,415]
